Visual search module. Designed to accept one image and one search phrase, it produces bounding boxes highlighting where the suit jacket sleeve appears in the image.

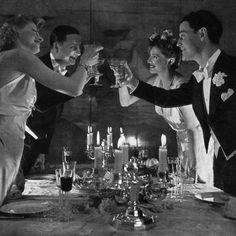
[131,79,194,107]
[35,53,74,112]
[35,82,73,112]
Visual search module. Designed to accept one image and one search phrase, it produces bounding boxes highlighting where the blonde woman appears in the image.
[0,15,102,205]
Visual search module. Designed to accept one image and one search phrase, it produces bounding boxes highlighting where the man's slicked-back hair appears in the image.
[181,10,223,44]
[49,25,80,47]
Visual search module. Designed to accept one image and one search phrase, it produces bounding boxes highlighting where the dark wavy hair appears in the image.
[181,10,222,44]
[0,14,44,52]
[148,29,181,72]
[49,25,80,47]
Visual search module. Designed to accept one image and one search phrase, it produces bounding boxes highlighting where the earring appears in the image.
[168,58,175,65]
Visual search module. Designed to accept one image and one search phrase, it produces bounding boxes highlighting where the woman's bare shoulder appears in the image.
[0,49,33,65]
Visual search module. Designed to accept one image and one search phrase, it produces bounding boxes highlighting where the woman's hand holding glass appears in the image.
[110,60,139,90]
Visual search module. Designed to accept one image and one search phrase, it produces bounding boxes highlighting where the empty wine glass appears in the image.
[62,146,72,163]
[107,58,127,88]
[55,168,62,207]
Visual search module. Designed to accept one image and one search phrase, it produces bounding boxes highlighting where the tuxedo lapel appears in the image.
[40,53,53,69]
[209,52,231,119]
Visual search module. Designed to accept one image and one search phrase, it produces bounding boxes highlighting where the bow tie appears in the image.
[193,67,209,83]
[54,65,67,75]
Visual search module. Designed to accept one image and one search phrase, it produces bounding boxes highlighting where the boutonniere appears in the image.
[221,88,234,102]
[212,72,227,87]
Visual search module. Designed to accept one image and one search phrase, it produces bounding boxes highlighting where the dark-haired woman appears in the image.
[118,30,212,184]
[0,15,102,205]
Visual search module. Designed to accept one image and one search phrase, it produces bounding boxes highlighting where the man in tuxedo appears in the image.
[21,25,82,175]
[121,10,236,195]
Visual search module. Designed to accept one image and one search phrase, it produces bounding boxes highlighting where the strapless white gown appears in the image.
[0,74,36,205]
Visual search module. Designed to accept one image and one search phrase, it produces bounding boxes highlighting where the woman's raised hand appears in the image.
[110,60,133,86]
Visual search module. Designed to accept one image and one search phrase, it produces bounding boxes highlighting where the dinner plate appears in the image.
[0,200,53,215]
[195,192,230,205]
[26,174,56,181]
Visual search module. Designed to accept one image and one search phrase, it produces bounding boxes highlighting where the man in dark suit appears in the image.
[118,10,236,196]
[21,25,82,175]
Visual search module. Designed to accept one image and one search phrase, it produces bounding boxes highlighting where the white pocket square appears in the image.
[221,88,234,102]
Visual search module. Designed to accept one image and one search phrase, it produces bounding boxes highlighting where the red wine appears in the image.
[60,177,72,192]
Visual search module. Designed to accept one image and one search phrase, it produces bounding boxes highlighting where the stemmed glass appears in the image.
[83,43,104,86]
[60,168,73,212]
[55,168,62,206]
[107,58,127,88]
[62,161,77,183]
[54,168,73,221]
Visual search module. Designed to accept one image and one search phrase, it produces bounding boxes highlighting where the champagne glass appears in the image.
[107,58,127,88]
[83,42,104,86]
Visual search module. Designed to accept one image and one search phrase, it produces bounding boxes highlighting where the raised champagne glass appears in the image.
[83,42,104,86]
[108,58,127,88]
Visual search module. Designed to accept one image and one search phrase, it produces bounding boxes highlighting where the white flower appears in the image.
[212,72,227,87]
[221,88,234,102]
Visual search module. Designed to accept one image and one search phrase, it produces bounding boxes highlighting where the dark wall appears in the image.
[0,0,236,164]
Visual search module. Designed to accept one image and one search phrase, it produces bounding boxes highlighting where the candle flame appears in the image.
[120,127,123,134]
[161,134,166,146]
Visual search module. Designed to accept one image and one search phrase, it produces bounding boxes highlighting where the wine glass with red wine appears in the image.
[60,169,73,208]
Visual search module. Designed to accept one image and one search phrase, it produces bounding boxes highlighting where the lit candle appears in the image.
[158,134,168,173]
[107,127,112,147]
[96,131,100,146]
[90,126,93,145]
[109,127,113,146]
[94,146,103,168]
[120,127,123,134]
[121,143,129,164]
[87,126,91,147]
[114,149,123,173]
[117,132,126,149]
[87,126,94,150]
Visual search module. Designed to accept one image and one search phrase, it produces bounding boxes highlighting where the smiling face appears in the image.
[52,34,82,66]
[177,21,202,62]
[16,22,43,54]
[147,46,169,74]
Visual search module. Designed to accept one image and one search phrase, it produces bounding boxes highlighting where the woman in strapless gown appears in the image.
[118,30,213,184]
[0,15,102,205]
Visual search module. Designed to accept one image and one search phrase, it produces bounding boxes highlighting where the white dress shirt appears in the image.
[50,52,68,76]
